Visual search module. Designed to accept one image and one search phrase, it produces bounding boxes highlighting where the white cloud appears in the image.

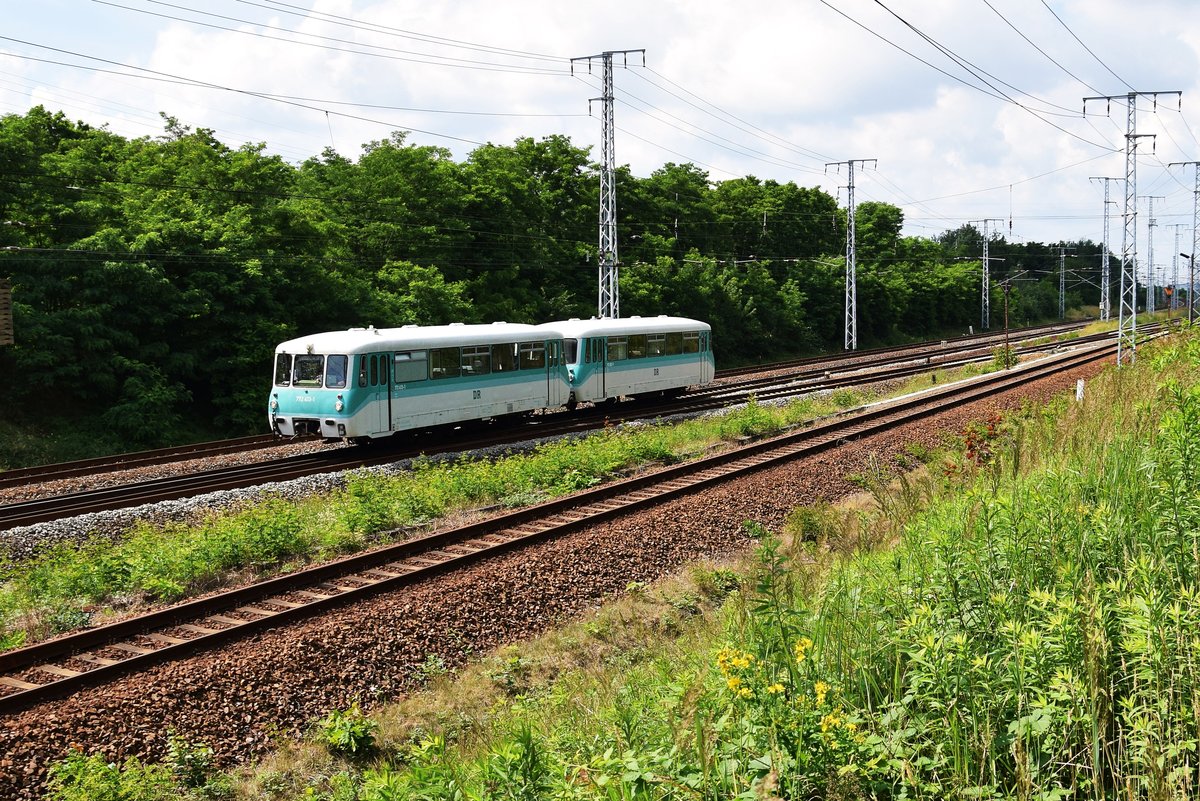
[6,0,1200,246]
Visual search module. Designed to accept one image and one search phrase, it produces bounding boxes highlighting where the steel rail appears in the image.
[0,326,1128,531]
[0,320,1090,487]
[0,339,1117,714]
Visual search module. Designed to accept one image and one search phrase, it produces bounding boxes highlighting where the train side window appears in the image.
[293,354,324,387]
[519,341,546,370]
[492,343,517,372]
[462,345,491,376]
[628,334,646,359]
[274,353,292,386]
[607,336,628,361]
[394,350,428,383]
[683,332,700,354]
[325,355,348,389]
[369,354,379,386]
[430,347,461,379]
[358,356,368,387]
[646,333,667,357]
[564,338,578,364]
[665,332,683,355]
[701,331,711,352]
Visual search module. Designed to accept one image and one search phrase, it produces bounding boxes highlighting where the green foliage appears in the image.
[314,703,379,757]
[0,106,1102,458]
[45,750,176,801]
[486,654,532,696]
[991,344,1016,369]
[165,736,214,790]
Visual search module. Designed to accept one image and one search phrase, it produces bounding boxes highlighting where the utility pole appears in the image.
[825,158,877,350]
[1085,90,1180,364]
[1169,161,1200,322]
[968,219,1004,330]
[1057,246,1076,319]
[1141,195,1165,313]
[572,49,645,320]
[1090,177,1122,321]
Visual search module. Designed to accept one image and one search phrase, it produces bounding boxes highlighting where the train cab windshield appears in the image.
[274,353,348,388]
[564,339,579,364]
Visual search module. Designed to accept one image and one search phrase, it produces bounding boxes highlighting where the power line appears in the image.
[980,0,1102,95]
[1040,0,1132,92]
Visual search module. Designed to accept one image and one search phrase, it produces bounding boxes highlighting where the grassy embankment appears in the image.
[200,324,1200,801]
[198,326,1199,800]
[43,319,1200,801]
[44,316,1200,796]
[4,362,955,653]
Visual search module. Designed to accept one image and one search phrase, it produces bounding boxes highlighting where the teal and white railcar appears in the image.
[551,316,715,406]
[268,323,570,441]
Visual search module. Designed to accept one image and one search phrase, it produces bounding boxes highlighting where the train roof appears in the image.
[274,322,548,355]
[544,316,710,339]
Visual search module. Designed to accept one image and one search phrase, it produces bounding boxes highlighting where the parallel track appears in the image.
[0,339,1117,713]
[0,434,305,491]
[0,323,1121,531]
[0,319,1089,491]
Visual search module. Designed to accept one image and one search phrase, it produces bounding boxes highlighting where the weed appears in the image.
[691,566,740,599]
[44,750,176,801]
[415,653,450,682]
[314,704,379,758]
[486,654,531,696]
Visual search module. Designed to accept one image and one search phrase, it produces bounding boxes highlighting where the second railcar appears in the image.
[551,316,715,406]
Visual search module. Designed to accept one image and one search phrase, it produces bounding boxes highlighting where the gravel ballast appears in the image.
[0,362,1106,798]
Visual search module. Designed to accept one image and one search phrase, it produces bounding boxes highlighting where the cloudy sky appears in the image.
[5,0,1200,278]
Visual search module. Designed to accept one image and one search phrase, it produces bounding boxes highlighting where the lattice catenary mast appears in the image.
[825,158,876,350]
[1169,160,1200,322]
[1089,177,1122,321]
[572,49,645,320]
[1057,246,1076,320]
[1141,195,1164,313]
[1085,91,1180,364]
[970,219,1003,331]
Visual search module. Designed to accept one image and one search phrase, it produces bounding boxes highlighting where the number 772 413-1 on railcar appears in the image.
[268,322,570,442]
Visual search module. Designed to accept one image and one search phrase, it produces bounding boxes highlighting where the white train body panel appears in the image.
[269,323,569,440]
[550,316,715,404]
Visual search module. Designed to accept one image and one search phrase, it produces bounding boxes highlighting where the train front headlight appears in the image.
[335,394,344,413]
[270,395,278,411]
[568,369,575,383]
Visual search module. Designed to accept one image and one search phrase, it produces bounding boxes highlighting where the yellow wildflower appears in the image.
[738,687,753,699]
[794,637,813,664]
[766,683,785,695]
[727,676,742,690]
[820,712,841,732]
[814,680,830,705]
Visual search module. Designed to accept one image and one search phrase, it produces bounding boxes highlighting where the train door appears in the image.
[361,353,392,433]
[590,337,607,400]
[545,339,568,407]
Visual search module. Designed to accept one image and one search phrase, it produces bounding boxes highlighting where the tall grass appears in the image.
[46,332,1200,800]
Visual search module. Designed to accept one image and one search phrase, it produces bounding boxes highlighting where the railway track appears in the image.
[0,319,1089,493]
[712,318,1089,378]
[0,337,1118,714]
[0,322,1127,531]
[0,434,307,492]
[0,323,1116,531]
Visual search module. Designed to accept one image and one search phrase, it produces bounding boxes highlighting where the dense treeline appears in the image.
[0,106,1101,445]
